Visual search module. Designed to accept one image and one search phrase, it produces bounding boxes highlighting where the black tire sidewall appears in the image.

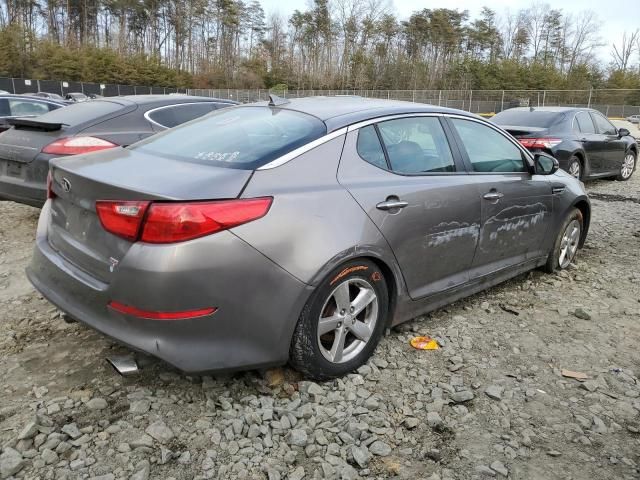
[568,156,582,180]
[545,208,583,273]
[290,259,389,379]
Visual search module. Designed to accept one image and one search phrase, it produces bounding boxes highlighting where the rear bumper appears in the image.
[0,157,49,207]
[27,202,312,373]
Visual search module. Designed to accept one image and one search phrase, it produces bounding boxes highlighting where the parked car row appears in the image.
[0,94,595,378]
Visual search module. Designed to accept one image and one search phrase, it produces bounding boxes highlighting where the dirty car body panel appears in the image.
[27,98,590,373]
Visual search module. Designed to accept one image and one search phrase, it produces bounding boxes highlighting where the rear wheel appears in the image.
[289,259,389,380]
[544,208,583,273]
[617,150,636,181]
[567,156,582,180]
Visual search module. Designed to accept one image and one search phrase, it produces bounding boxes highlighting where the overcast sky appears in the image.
[259,0,640,64]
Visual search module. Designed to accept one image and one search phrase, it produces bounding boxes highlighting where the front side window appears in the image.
[147,103,219,128]
[131,106,326,170]
[591,113,617,135]
[574,112,595,134]
[451,118,526,173]
[376,117,455,174]
[9,99,50,116]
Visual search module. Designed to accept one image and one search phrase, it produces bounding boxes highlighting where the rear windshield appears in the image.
[130,106,327,169]
[29,100,125,125]
[492,110,565,128]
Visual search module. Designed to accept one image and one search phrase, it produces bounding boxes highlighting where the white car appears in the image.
[626,114,640,124]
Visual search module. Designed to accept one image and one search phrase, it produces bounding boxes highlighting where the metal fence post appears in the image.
[438,90,442,106]
[542,90,546,107]
[501,90,505,112]
[587,88,593,108]
[11,78,16,94]
[412,90,416,103]
[469,90,473,112]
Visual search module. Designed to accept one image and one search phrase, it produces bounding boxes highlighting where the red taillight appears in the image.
[108,301,216,320]
[96,201,150,241]
[517,138,562,149]
[95,198,272,243]
[42,136,118,155]
[46,171,56,199]
[140,198,273,244]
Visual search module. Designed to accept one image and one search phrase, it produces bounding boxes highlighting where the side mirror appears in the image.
[618,127,630,137]
[534,153,559,175]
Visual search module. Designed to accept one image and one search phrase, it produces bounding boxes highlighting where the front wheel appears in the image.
[617,150,636,181]
[544,208,583,273]
[289,259,389,380]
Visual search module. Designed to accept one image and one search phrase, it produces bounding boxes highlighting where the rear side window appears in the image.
[131,106,326,170]
[377,117,455,174]
[451,118,525,173]
[9,99,50,116]
[574,112,595,134]
[147,103,219,128]
[591,113,617,135]
[356,126,387,169]
[32,100,124,125]
[0,99,9,116]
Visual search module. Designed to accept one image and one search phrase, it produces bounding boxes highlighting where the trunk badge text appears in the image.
[109,257,119,273]
[61,178,71,193]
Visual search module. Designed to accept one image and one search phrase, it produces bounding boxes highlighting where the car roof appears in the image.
[89,95,238,108]
[501,106,593,114]
[242,96,478,131]
[0,94,67,105]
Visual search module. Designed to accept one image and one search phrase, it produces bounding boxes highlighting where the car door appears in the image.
[446,116,554,279]
[590,112,626,173]
[337,115,481,300]
[573,111,603,173]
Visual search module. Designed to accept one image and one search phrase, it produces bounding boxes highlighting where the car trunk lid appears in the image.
[499,125,548,137]
[47,148,253,283]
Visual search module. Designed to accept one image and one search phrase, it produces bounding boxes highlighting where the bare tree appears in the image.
[611,30,639,72]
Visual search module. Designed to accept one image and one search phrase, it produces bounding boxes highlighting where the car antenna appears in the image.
[268,94,289,107]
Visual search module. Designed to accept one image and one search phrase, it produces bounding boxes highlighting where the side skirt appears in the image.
[391,257,547,326]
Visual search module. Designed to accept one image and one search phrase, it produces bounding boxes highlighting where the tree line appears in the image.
[0,0,639,91]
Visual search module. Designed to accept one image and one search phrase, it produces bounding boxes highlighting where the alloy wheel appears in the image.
[568,160,581,179]
[621,153,635,180]
[317,278,379,364]
[558,219,581,269]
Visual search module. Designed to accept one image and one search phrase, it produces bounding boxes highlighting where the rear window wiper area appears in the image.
[7,118,68,131]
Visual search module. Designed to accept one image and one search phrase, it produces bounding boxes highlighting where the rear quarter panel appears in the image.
[232,135,406,295]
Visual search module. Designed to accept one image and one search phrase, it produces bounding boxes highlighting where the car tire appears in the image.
[567,156,582,180]
[289,259,389,380]
[543,208,583,273]
[616,150,636,181]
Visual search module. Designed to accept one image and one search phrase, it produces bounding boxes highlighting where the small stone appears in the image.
[159,446,173,465]
[41,448,58,465]
[403,417,419,429]
[546,450,562,457]
[351,445,371,468]
[130,461,150,480]
[130,434,154,449]
[485,385,503,401]
[86,398,108,410]
[307,383,324,396]
[286,429,308,447]
[62,423,82,439]
[177,451,191,464]
[573,308,591,320]
[369,440,392,456]
[0,447,24,479]
[17,421,39,440]
[490,461,508,477]
[451,390,475,403]
[129,400,151,414]
[289,466,305,480]
[145,421,175,444]
[475,465,496,477]
[427,411,443,429]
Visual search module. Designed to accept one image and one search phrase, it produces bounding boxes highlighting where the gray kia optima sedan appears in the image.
[27,96,590,379]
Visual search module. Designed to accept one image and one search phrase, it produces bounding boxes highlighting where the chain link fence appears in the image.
[2,77,640,118]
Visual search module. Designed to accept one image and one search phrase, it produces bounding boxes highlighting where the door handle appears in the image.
[376,200,408,211]
[579,138,588,143]
[483,191,504,201]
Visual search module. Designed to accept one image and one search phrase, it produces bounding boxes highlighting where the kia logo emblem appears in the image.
[61,178,71,193]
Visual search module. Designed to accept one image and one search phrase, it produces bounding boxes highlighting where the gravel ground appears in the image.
[1,172,639,480]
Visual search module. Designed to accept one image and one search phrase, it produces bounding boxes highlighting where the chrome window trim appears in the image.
[257,127,349,170]
[144,102,221,129]
[346,113,444,132]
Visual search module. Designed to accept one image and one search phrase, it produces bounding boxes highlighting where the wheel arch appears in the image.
[307,248,405,328]
[571,197,590,248]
